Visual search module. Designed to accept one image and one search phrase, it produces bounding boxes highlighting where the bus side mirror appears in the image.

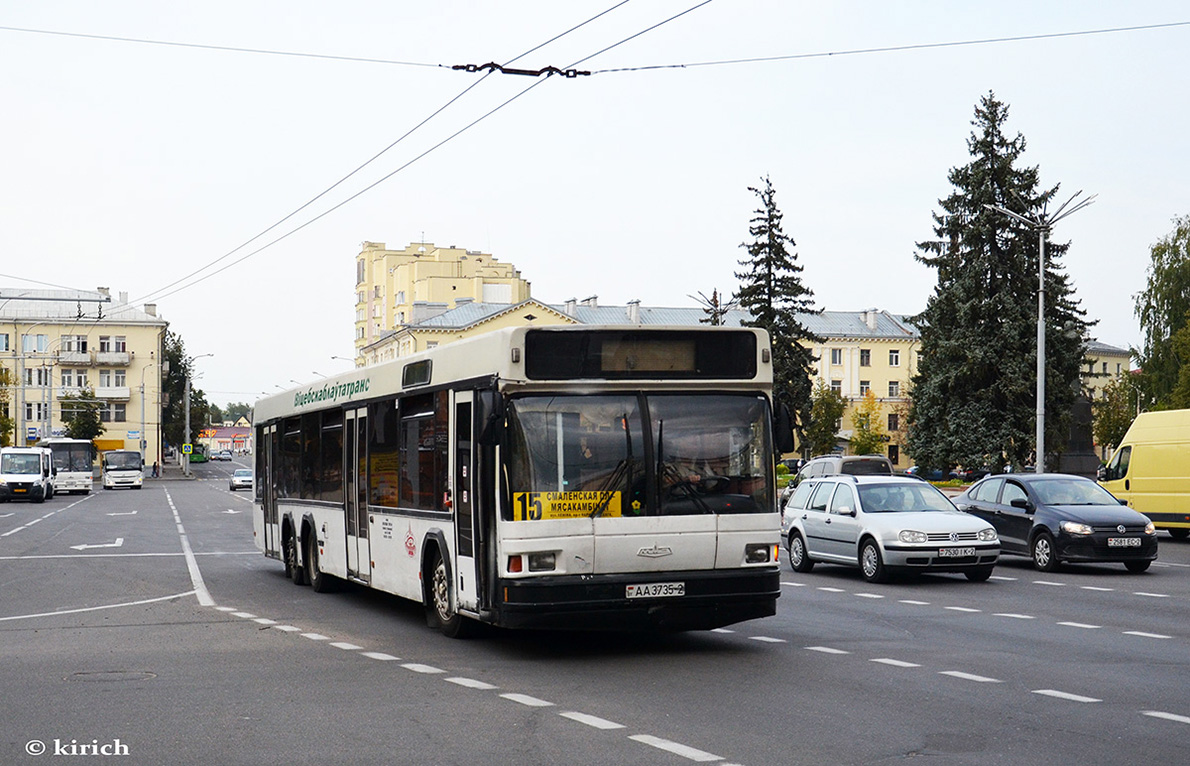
[477,389,505,446]
[774,403,795,455]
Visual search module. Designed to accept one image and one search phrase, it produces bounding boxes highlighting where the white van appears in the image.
[102,450,144,490]
[0,446,56,503]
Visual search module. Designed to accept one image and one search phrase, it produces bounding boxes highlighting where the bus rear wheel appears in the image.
[306,534,335,593]
[286,532,306,585]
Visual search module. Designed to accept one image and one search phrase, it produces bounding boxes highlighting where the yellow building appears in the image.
[0,288,167,461]
[1082,340,1132,400]
[800,310,919,468]
[354,241,532,363]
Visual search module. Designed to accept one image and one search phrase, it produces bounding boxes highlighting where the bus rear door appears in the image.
[345,407,371,582]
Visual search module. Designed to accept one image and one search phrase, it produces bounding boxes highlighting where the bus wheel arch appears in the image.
[422,531,472,638]
[283,516,306,585]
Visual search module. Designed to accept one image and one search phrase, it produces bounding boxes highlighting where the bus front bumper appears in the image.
[493,568,780,631]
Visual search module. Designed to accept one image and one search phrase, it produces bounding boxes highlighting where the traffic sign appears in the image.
[182,444,193,454]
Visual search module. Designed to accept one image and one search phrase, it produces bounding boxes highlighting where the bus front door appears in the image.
[260,425,279,557]
[345,407,371,583]
[452,392,479,613]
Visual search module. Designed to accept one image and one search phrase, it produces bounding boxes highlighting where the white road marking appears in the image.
[1058,622,1101,629]
[855,593,884,599]
[446,677,497,690]
[231,612,257,619]
[629,735,722,762]
[501,693,553,707]
[711,628,735,634]
[871,658,921,668]
[940,671,1002,683]
[402,663,445,674]
[0,591,196,622]
[214,606,237,612]
[994,613,1035,620]
[945,606,981,613]
[899,600,930,605]
[69,537,125,551]
[806,646,849,655]
[1080,586,1114,592]
[301,633,329,641]
[749,636,786,643]
[165,489,214,606]
[1133,592,1170,598]
[1034,580,1065,586]
[1032,689,1101,703]
[780,581,808,587]
[560,711,625,730]
[331,641,363,651]
[1124,631,1171,639]
[817,587,846,593]
[252,618,277,625]
[272,625,301,632]
[361,652,400,661]
[990,575,1017,581]
[1143,711,1190,725]
[107,511,138,516]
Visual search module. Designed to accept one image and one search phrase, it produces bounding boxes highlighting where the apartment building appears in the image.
[353,241,532,363]
[0,288,167,461]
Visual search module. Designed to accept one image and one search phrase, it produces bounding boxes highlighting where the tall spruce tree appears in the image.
[908,92,1089,471]
[734,176,822,437]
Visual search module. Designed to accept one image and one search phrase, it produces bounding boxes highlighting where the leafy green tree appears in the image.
[802,380,846,457]
[849,391,887,456]
[0,367,15,446]
[734,176,822,436]
[224,402,252,422]
[908,92,1089,472]
[1134,215,1190,408]
[1092,374,1139,453]
[1168,314,1190,409]
[59,388,106,441]
[209,403,224,425]
[162,331,212,449]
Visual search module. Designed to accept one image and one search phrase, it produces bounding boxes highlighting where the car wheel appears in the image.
[965,566,994,582]
[1031,532,1059,572]
[1124,560,1151,573]
[1168,528,1189,540]
[860,539,887,583]
[788,532,814,573]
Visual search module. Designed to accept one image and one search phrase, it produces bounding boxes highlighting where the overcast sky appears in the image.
[2,1,1187,407]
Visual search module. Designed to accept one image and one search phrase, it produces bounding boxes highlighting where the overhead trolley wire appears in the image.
[130,0,641,306]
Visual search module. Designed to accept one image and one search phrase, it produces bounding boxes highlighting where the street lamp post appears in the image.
[985,191,1095,471]
[182,353,214,477]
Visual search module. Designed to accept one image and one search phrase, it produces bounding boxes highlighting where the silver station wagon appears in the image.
[782,475,1000,582]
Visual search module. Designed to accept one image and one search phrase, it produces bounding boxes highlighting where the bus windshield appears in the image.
[506,393,773,519]
[49,444,93,472]
[1,454,41,475]
[104,452,142,471]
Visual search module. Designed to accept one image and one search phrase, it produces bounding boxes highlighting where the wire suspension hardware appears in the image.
[452,62,590,77]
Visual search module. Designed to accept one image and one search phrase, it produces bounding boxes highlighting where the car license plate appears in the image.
[1107,537,1141,547]
[626,582,685,599]
[14,488,27,493]
[938,547,976,558]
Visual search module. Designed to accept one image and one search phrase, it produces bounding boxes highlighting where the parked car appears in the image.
[905,466,956,481]
[954,473,1158,573]
[794,454,893,487]
[212,450,233,461]
[229,468,253,491]
[782,475,999,583]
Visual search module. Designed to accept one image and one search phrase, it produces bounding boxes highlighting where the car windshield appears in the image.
[234,469,252,477]
[1030,477,1121,506]
[858,482,956,513]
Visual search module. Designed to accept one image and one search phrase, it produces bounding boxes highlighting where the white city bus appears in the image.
[102,449,144,490]
[38,437,95,495]
[253,326,792,637]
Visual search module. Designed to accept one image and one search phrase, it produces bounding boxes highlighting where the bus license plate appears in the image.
[1107,537,1141,547]
[626,582,685,599]
[938,547,976,557]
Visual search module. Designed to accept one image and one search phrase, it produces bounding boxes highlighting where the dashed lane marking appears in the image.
[994,613,1035,620]
[361,652,400,661]
[1133,592,1170,598]
[330,641,363,650]
[402,663,445,674]
[806,646,850,655]
[945,606,981,613]
[899,600,930,605]
[501,693,553,708]
[1124,631,1171,639]
[1033,689,1101,703]
[1058,622,1101,629]
[749,636,786,643]
[871,658,920,668]
[940,671,1002,683]
[446,677,498,690]
[1143,711,1190,725]
[628,734,722,763]
[560,711,625,730]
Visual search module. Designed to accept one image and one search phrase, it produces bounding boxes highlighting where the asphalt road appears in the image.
[2,461,1188,765]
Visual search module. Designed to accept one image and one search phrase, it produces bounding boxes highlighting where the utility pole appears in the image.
[183,375,191,477]
[985,191,1095,471]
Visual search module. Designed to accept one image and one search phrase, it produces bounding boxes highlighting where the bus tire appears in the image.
[427,551,473,638]
[286,531,306,585]
[306,534,335,593]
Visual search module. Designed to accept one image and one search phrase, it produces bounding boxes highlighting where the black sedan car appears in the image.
[954,473,1157,573]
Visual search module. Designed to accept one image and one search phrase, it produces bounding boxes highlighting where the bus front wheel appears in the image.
[428,552,473,639]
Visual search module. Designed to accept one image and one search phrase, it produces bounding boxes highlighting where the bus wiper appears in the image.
[591,412,635,518]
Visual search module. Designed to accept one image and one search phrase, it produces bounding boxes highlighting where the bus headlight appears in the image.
[744,543,773,564]
[527,552,556,572]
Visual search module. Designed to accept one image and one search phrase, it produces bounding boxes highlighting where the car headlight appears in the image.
[1144,522,1156,535]
[898,530,928,544]
[1061,521,1094,536]
[978,527,998,542]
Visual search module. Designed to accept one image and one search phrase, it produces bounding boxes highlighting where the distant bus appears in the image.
[38,437,95,495]
[102,450,144,490]
[253,325,792,638]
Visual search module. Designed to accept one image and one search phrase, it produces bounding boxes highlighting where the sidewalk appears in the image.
[147,457,197,481]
